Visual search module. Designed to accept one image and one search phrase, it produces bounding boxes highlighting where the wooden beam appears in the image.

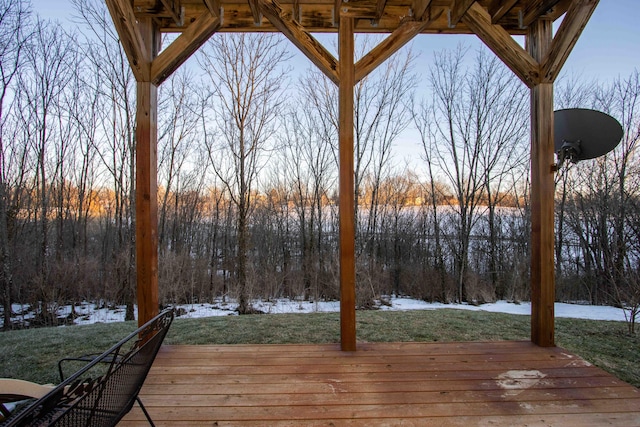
[528,18,555,347]
[411,0,433,21]
[522,0,562,28]
[203,0,221,15]
[159,0,185,26]
[462,2,539,88]
[376,0,387,17]
[293,0,301,22]
[355,10,443,83]
[248,0,263,25]
[488,0,518,24]
[541,0,599,83]
[105,0,150,81]
[448,0,475,27]
[338,14,356,352]
[151,11,221,85]
[259,0,339,85]
[135,18,160,327]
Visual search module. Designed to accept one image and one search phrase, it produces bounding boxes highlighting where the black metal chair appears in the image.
[1,309,174,427]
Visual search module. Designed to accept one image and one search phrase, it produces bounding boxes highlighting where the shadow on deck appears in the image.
[120,341,640,426]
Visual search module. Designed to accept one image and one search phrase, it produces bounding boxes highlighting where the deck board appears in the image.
[120,341,640,426]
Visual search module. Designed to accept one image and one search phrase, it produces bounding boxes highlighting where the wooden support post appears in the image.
[338,14,356,351]
[136,19,160,327]
[136,81,159,327]
[528,19,555,347]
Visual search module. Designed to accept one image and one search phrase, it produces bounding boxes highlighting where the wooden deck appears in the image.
[120,341,640,426]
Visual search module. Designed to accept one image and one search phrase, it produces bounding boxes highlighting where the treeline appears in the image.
[1,0,639,329]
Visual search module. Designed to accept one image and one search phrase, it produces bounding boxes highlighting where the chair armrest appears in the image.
[58,353,123,381]
[58,353,99,381]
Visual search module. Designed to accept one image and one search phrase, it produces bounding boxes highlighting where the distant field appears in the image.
[0,309,638,388]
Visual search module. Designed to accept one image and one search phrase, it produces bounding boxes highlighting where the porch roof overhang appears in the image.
[130,0,569,35]
[105,0,601,351]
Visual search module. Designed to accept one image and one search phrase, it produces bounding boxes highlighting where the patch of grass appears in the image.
[555,317,640,387]
[1,309,638,388]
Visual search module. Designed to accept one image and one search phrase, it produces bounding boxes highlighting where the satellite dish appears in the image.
[554,108,623,165]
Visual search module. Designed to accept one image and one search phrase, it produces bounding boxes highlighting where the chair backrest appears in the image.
[3,309,174,427]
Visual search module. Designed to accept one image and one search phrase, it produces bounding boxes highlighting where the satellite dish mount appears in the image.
[553,108,623,170]
[556,139,582,165]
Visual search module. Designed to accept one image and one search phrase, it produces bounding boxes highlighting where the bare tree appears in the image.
[415,46,527,303]
[157,68,200,253]
[198,33,289,314]
[352,40,417,262]
[0,0,30,329]
[14,19,75,321]
[414,104,450,301]
[73,0,138,319]
[473,50,528,297]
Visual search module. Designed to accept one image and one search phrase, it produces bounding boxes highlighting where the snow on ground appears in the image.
[3,297,631,328]
[378,298,630,322]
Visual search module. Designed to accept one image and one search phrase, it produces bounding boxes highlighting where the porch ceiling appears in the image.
[132,0,570,34]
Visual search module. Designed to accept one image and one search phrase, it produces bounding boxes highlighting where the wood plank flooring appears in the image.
[120,341,640,426]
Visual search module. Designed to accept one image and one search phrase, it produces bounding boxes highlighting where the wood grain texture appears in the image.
[105,0,150,81]
[411,0,434,21]
[488,0,518,24]
[128,0,574,34]
[202,0,222,16]
[522,0,563,27]
[355,10,442,83]
[338,14,356,352]
[134,18,161,327]
[449,0,476,27]
[259,0,339,84]
[151,11,221,85]
[135,81,159,327]
[119,342,640,426]
[541,0,599,83]
[462,2,540,88]
[528,19,555,347]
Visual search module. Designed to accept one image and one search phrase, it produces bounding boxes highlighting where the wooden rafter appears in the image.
[293,0,301,22]
[376,0,387,18]
[541,0,599,83]
[248,0,263,25]
[488,0,519,24]
[105,0,150,81]
[151,11,222,85]
[202,0,222,17]
[259,0,339,84]
[372,0,387,25]
[411,0,434,21]
[448,0,475,28]
[159,0,185,26]
[462,2,539,87]
[355,10,443,83]
[522,0,562,27]
[334,0,342,25]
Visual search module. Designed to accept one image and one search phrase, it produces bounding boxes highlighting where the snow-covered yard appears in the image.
[2,297,631,328]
